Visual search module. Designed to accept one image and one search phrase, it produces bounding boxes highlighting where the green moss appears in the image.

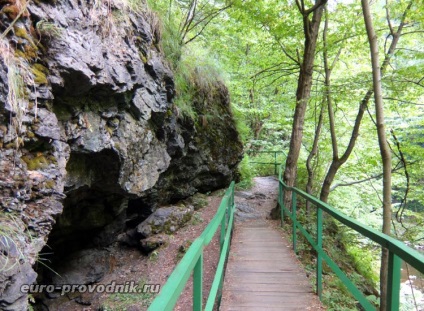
[33,63,48,74]
[47,155,58,165]
[31,65,48,85]
[186,193,208,210]
[14,26,30,40]
[106,126,114,135]
[21,154,49,170]
[24,45,38,59]
[44,180,55,189]
[14,43,38,60]
[139,52,148,64]
[113,141,123,153]
[181,211,192,224]
[4,142,16,149]
[14,50,27,59]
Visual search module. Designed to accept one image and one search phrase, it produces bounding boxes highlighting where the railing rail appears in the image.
[248,150,286,175]
[278,166,424,310]
[148,181,235,311]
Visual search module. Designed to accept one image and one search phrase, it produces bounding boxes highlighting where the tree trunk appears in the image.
[305,100,324,212]
[278,0,327,215]
[361,0,392,310]
[319,0,412,203]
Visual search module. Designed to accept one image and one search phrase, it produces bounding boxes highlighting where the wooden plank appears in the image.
[221,219,322,310]
[225,283,313,292]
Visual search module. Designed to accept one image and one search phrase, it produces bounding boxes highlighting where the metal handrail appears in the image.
[148,181,235,311]
[278,166,424,310]
[248,150,286,175]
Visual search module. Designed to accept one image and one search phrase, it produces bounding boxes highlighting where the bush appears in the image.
[236,154,255,189]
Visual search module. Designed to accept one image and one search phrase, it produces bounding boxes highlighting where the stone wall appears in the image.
[0,0,242,309]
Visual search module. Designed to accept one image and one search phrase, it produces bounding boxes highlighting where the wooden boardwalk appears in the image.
[221,219,322,311]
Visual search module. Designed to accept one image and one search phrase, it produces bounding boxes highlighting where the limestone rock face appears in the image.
[0,0,242,309]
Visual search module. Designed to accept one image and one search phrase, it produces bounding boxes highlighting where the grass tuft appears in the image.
[1,39,34,147]
[0,213,26,273]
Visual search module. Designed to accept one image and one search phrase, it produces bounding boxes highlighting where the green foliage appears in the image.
[232,104,252,143]
[283,210,379,311]
[189,212,204,225]
[185,193,208,211]
[172,45,225,118]
[236,155,255,189]
[149,0,228,119]
[159,18,182,68]
[142,1,424,306]
[247,151,285,177]
[346,241,379,284]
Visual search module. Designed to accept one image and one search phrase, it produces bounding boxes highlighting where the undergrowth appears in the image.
[146,0,227,120]
[282,208,379,311]
[0,39,33,148]
[248,151,285,177]
[236,154,255,190]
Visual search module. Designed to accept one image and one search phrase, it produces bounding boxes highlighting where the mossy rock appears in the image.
[136,205,194,238]
[21,154,50,170]
[24,45,38,59]
[31,64,48,85]
[184,193,209,211]
[44,179,56,189]
[139,234,168,253]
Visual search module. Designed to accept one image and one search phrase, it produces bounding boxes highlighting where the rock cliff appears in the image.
[0,0,243,309]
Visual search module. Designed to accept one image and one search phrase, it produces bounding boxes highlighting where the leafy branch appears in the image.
[179,0,232,45]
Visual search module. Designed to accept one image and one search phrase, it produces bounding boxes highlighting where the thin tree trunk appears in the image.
[306,100,324,212]
[305,10,335,211]
[361,0,392,309]
[319,0,412,203]
[279,0,327,214]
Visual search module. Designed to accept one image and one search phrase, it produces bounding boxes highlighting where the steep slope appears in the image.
[0,1,243,309]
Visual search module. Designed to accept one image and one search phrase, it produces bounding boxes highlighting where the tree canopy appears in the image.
[148,0,424,307]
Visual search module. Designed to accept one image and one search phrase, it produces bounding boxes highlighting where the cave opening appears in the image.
[34,149,136,306]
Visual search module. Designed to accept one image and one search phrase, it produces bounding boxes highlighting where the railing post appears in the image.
[193,253,203,311]
[280,183,284,227]
[274,151,277,175]
[220,212,226,251]
[387,251,401,311]
[316,207,323,299]
[292,191,297,253]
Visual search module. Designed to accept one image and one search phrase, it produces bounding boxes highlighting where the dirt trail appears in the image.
[234,176,279,221]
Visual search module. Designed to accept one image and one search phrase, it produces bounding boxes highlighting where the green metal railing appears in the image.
[148,181,235,311]
[278,167,424,310]
[248,150,286,175]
